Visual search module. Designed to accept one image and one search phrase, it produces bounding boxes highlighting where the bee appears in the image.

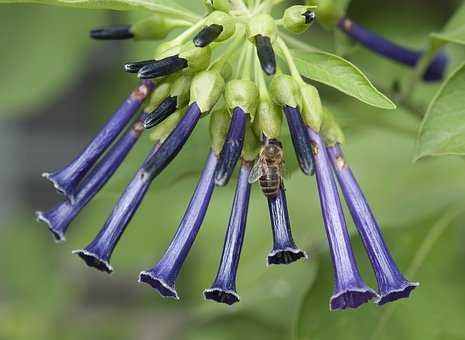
[248,139,286,198]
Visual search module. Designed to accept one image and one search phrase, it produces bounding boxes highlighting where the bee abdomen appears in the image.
[259,176,280,197]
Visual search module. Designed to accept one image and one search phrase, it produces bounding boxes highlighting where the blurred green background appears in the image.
[1,0,465,339]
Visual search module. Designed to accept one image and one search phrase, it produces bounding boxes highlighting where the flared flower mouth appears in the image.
[35,211,66,242]
[267,248,308,265]
[138,271,179,300]
[34,0,421,311]
[72,249,114,274]
[376,282,419,305]
[203,288,240,306]
[330,288,378,311]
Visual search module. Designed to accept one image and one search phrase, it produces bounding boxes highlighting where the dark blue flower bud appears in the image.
[255,34,277,76]
[137,55,188,79]
[215,107,247,186]
[205,162,252,305]
[283,105,315,176]
[124,60,156,74]
[193,24,224,47]
[144,96,178,129]
[139,151,218,299]
[90,25,134,40]
[42,81,154,202]
[338,17,448,81]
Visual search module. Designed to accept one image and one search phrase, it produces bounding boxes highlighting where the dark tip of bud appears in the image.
[255,35,276,76]
[193,24,224,48]
[124,60,156,73]
[137,56,188,79]
[302,10,316,24]
[90,25,134,40]
[144,96,178,129]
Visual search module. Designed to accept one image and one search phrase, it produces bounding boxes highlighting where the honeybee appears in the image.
[248,139,286,197]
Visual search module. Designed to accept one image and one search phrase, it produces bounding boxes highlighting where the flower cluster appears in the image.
[37,0,417,310]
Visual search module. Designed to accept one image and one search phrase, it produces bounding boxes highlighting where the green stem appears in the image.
[167,17,207,47]
[210,24,246,71]
[255,54,271,100]
[280,31,318,52]
[403,43,441,101]
[234,44,249,79]
[242,42,254,80]
[276,37,304,83]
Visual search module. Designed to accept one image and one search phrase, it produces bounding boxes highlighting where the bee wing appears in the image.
[248,160,264,183]
[281,160,289,179]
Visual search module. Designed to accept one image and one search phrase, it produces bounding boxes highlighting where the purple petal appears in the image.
[43,81,154,201]
[337,17,447,81]
[267,187,307,265]
[139,151,218,299]
[205,162,252,305]
[73,145,160,273]
[283,106,315,176]
[307,128,377,310]
[36,114,146,242]
[327,144,418,305]
[215,107,247,186]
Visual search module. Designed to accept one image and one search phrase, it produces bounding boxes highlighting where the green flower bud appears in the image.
[253,99,282,139]
[206,11,235,42]
[131,15,185,41]
[220,61,233,81]
[169,75,192,108]
[154,43,182,59]
[270,74,301,108]
[190,70,225,113]
[282,5,317,34]
[300,83,323,131]
[247,14,277,42]
[321,108,345,146]
[149,107,184,142]
[225,80,259,117]
[241,122,261,161]
[209,108,231,155]
[306,0,345,28]
[204,0,231,12]
[144,82,171,112]
[179,42,212,74]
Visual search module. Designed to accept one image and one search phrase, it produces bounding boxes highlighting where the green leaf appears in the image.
[0,0,195,16]
[295,208,465,340]
[288,49,396,110]
[431,2,465,46]
[415,62,465,160]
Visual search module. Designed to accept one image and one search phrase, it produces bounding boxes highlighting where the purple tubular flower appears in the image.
[36,114,146,242]
[42,81,154,201]
[73,144,160,273]
[283,105,315,176]
[214,107,247,186]
[307,128,377,310]
[204,162,252,305]
[267,186,307,265]
[327,144,418,305]
[73,103,202,273]
[139,151,218,299]
[337,17,448,81]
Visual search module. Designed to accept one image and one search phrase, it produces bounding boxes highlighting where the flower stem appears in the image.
[276,37,304,84]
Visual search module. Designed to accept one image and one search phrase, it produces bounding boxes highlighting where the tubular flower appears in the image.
[35,0,417,311]
[42,80,154,202]
[327,144,418,305]
[337,17,448,81]
[205,161,252,305]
